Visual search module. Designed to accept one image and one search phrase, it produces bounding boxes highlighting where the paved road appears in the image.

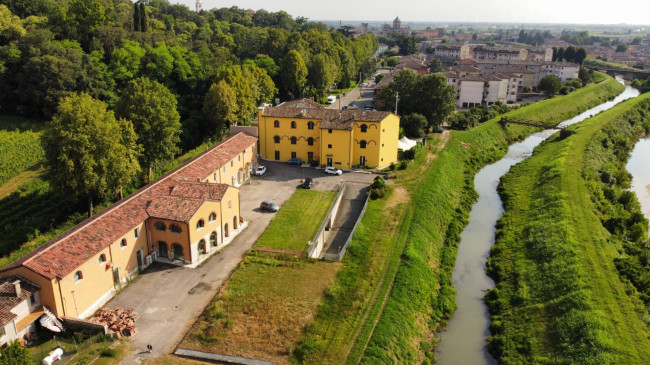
[105,162,375,363]
[327,80,378,111]
[323,183,370,257]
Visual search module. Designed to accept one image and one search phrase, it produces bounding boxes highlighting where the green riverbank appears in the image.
[486,92,650,363]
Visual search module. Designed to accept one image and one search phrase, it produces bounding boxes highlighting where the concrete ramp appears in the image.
[321,183,369,259]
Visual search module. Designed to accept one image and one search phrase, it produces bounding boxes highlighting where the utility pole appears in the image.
[395,92,399,115]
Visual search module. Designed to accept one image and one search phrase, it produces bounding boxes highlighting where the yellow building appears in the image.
[258,99,400,169]
[0,132,257,320]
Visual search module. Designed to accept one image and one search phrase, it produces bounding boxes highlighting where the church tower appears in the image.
[393,16,401,29]
[196,0,202,12]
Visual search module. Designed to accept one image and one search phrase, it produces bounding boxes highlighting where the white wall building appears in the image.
[0,276,42,346]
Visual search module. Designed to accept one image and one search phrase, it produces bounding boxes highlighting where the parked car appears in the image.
[360,82,369,87]
[288,158,301,165]
[342,105,348,111]
[298,178,313,189]
[327,96,336,104]
[260,201,279,212]
[255,165,267,175]
[324,166,343,175]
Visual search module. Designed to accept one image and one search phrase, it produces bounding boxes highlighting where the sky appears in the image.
[172,0,650,25]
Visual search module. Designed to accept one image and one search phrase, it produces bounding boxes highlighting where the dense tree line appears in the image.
[0,1,377,150]
[551,46,587,64]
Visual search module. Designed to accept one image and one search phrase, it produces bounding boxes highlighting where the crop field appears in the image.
[0,115,44,186]
[486,93,650,363]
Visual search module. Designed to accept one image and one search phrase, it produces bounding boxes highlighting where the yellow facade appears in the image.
[205,144,257,186]
[258,106,399,169]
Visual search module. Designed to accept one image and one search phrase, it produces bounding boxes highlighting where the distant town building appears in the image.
[195,0,202,12]
[382,16,411,36]
[393,16,402,29]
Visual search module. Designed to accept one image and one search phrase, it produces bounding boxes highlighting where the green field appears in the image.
[486,93,650,363]
[255,189,337,252]
[0,115,44,186]
[290,76,625,364]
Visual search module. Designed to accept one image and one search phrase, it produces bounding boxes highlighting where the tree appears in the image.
[401,113,427,137]
[556,47,565,62]
[428,58,445,73]
[0,5,26,45]
[538,75,562,97]
[203,80,238,139]
[281,49,307,99]
[564,46,577,63]
[139,3,148,32]
[552,46,558,61]
[0,341,32,364]
[386,57,399,67]
[616,44,628,53]
[218,65,256,122]
[243,64,276,106]
[574,47,587,64]
[308,53,336,101]
[578,66,592,84]
[41,93,140,216]
[116,77,181,182]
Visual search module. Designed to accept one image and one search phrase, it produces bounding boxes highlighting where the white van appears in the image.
[327,95,336,104]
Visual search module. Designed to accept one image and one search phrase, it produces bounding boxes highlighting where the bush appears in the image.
[369,187,386,200]
[398,161,408,170]
[100,348,117,357]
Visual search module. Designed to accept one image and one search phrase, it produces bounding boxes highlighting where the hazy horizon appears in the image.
[165,0,650,26]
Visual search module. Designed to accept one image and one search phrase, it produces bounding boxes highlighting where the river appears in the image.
[628,137,650,232]
[436,84,639,364]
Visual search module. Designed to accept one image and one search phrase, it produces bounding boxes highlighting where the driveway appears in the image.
[327,79,378,111]
[105,162,376,363]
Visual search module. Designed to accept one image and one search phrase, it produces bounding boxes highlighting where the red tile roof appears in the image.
[0,276,40,327]
[146,195,204,222]
[170,182,229,201]
[1,133,257,280]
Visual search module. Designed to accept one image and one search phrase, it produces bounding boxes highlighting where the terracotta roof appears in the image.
[0,276,40,327]
[1,132,256,280]
[170,182,228,200]
[459,58,477,65]
[460,75,486,82]
[497,66,535,74]
[448,65,481,73]
[277,98,324,109]
[146,195,205,222]
[262,103,391,130]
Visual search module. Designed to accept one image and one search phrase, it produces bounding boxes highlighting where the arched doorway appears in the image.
[198,239,206,255]
[172,243,184,261]
[224,223,229,237]
[233,216,238,230]
[158,241,168,258]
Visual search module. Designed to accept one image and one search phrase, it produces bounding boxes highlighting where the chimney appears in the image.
[12,280,21,297]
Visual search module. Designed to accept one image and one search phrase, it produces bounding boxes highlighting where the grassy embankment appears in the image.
[291,75,624,364]
[585,57,636,71]
[486,93,650,363]
[0,140,214,268]
[179,190,339,364]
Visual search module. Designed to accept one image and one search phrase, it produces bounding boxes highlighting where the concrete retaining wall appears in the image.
[308,183,346,258]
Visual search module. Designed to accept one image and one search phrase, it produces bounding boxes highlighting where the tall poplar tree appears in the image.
[281,49,307,99]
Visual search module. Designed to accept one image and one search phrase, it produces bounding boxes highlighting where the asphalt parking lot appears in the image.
[107,161,376,363]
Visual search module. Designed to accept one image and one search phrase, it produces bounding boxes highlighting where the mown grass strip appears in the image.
[486,93,650,363]
[255,190,337,252]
